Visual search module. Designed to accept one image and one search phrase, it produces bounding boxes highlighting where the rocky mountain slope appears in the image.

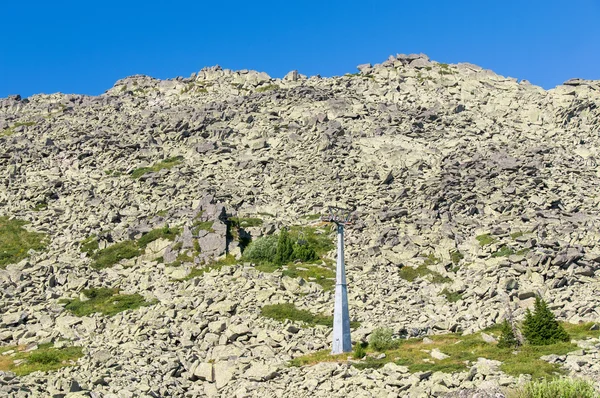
[1,53,600,397]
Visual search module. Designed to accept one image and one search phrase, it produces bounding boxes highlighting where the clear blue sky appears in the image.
[1,0,599,98]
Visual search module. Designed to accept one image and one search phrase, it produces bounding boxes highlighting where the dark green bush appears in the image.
[522,296,570,345]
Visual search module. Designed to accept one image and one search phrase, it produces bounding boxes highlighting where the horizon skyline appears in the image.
[4,52,593,99]
[1,0,599,98]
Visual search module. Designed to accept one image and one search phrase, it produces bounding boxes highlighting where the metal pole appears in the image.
[332,223,352,354]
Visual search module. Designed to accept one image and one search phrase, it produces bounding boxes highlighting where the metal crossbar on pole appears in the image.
[321,206,354,354]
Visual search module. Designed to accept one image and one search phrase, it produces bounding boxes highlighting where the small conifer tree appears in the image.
[274,228,294,265]
[522,296,570,345]
[497,319,518,348]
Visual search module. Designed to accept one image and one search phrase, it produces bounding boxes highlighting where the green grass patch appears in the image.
[175,254,238,281]
[91,241,141,269]
[104,170,124,177]
[80,235,99,256]
[1,121,36,137]
[256,84,279,92]
[0,343,83,376]
[423,253,441,266]
[450,250,464,265]
[137,226,180,249]
[282,263,335,291]
[289,322,597,379]
[290,350,347,367]
[166,251,195,267]
[261,303,332,327]
[399,258,450,284]
[562,322,600,340]
[440,288,463,302]
[437,63,456,75]
[33,202,48,211]
[288,225,335,257]
[301,214,322,221]
[84,226,179,268]
[191,220,214,235]
[254,262,281,273]
[228,216,263,228]
[476,233,496,246]
[130,156,184,179]
[61,287,152,316]
[492,245,516,258]
[0,216,47,269]
[510,231,526,240]
[257,212,275,218]
[261,303,360,328]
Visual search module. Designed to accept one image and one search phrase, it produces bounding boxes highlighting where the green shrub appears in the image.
[510,378,599,398]
[522,296,570,345]
[243,235,278,263]
[369,327,399,351]
[497,319,519,348]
